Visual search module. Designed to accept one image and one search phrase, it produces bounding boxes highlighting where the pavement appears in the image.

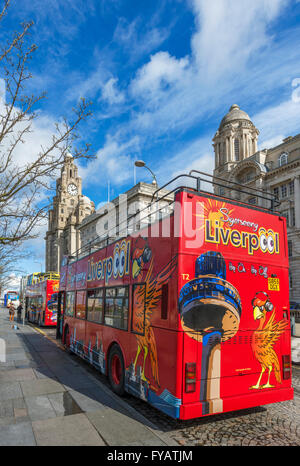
[0,307,177,446]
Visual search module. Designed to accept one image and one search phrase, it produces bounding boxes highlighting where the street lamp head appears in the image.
[134,160,146,168]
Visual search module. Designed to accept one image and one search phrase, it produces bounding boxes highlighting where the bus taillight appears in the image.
[282,355,291,380]
[185,362,196,393]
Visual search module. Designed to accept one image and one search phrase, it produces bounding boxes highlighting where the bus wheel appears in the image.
[108,345,125,396]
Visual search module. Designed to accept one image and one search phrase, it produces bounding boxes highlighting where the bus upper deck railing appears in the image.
[70,171,279,263]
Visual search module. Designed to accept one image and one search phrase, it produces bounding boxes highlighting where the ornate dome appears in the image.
[219,104,252,130]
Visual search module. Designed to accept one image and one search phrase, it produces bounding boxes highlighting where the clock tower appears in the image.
[45,153,95,272]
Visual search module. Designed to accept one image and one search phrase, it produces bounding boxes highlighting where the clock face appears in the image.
[67,183,78,196]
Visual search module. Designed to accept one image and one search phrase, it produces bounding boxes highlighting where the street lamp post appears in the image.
[134,160,158,187]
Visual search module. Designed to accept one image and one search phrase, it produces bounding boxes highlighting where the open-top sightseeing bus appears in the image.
[26,278,59,327]
[4,291,20,308]
[59,173,293,420]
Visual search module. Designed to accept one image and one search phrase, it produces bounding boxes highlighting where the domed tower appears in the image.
[213,104,259,176]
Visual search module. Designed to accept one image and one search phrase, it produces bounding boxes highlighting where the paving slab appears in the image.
[0,368,36,382]
[0,399,14,418]
[25,395,57,421]
[20,378,65,397]
[0,381,23,401]
[32,413,105,446]
[0,421,36,446]
[87,408,167,446]
[0,361,17,370]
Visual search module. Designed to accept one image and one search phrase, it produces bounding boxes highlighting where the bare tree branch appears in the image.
[0,1,94,247]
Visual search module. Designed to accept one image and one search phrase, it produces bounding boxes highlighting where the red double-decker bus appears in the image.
[26,278,59,327]
[59,174,293,419]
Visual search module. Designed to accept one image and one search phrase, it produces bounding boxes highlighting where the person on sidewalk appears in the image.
[17,303,23,322]
[9,302,15,322]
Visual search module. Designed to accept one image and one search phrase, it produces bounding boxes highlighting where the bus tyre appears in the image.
[108,345,125,396]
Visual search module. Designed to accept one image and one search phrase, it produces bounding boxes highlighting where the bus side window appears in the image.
[131,284,146,335]
[161,284,168,320]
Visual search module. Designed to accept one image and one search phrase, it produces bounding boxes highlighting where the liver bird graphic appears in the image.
[131,242,177,388]
[250,291,289,389]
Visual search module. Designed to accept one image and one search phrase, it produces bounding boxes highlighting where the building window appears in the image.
[290,207,295,227]
[281,184,287,198]
[288,240,293,257]
[289,271,293,289]
[234,138,240,161]
[279,152,288,166]
[219,142,226,165]
[281,210,289,224]
[273,187,279,199]
[289,180,294,195]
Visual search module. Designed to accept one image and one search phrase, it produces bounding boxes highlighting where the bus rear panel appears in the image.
[177,190,293,419]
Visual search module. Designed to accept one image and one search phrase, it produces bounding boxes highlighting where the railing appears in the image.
[67,171,278,264]
[189,169,278,209]
[27,272,60,285]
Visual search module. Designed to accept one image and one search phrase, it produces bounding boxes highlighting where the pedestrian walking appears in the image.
[17,304,23,322]
[9,302,15,322]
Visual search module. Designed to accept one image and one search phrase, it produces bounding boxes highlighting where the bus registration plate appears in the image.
[268,277,280,291]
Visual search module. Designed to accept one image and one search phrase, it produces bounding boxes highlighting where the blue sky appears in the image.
[3,0,300,274]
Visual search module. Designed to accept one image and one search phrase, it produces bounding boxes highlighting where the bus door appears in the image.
[56,291,65,340]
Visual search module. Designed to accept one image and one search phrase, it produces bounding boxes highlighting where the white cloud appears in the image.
[155,136,214,186]
[254,97,300,146]
[191,0,288,78]
[101,78,125,105]
[113,17,171,62]
[124,0,291,142]
[131,51,189,97]
[79,136,140,189]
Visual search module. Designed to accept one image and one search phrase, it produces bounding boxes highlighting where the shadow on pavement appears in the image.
[13,322,157,429]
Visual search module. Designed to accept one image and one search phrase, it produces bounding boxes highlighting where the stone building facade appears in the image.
[213,104,300,302]
[45,153,95,272]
